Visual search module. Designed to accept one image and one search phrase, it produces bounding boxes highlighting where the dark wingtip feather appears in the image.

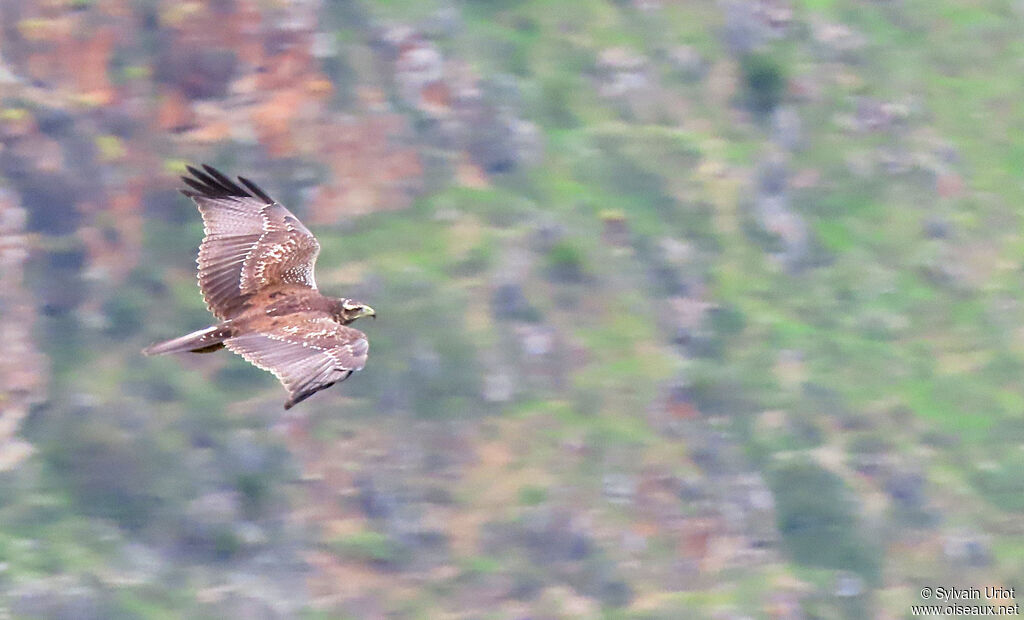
[181,176,211,194]
[237,176,274,204]
[191,165,232,193]
[180,164,275,204]
[202,164,228,179]
[202,165,245,194]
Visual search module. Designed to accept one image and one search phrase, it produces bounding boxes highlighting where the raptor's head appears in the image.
[333,298,376,325]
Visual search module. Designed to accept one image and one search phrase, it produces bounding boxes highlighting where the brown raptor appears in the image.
[143,165,375,409]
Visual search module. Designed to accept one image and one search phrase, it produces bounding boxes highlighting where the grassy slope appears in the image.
[8,0,1024,617]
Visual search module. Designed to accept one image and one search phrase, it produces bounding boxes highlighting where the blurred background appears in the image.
[1,0,1022,617]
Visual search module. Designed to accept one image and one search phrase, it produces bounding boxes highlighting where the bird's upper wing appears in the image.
[181,165,321,320]
[224,313,369,409]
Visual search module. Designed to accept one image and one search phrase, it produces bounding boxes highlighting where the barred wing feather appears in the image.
[181,165,320,320]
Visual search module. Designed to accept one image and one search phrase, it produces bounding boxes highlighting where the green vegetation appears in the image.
[739,52,786,116]
[328,531,409,567]
[771,461,882,583]
[4,0,1024,617]
[545,240,588,283]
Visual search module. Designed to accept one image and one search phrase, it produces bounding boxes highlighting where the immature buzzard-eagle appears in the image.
[143,165,375,409]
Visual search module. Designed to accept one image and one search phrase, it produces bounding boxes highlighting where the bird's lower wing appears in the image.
[224,317,368,409]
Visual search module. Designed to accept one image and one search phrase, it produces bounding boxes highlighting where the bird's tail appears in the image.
[143,324,233,356]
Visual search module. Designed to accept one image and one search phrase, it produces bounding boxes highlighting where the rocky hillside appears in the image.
[1,0,1022,618]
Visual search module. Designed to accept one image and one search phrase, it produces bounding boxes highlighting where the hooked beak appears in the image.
[362,305,376,320]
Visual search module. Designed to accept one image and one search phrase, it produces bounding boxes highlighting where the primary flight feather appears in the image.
[144,165,375,409]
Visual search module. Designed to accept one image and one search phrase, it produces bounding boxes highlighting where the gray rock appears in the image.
[812,19,866,61]
[668,45,706,81]
[482,371,515,403]
[772,106,802,151]
[944,530,991,567]
[596,47,651,99]
[721,0,766,55]
[834,572,865,597]
[923,216,952,239]
[603,473,637,505]
[186,491,243,532]
[9,576,105,620]
[491,282,536,321]
[423,7,462,39]
[530,219,567,252]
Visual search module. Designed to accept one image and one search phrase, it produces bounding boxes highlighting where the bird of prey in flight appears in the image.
[144,165,375,409]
